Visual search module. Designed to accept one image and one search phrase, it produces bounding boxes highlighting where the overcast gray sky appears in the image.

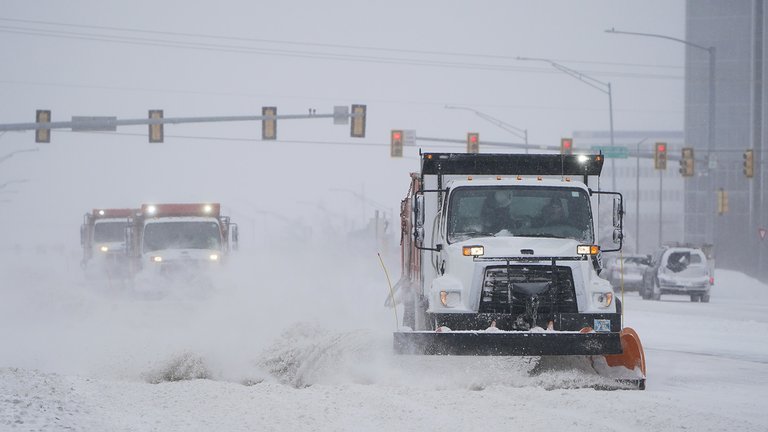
[0,0,685,247]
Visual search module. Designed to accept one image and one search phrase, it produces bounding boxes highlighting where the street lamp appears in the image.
[606,27,716,246]
[516,57,616,190]
[0,179,29,190]
[634,137,650,254]
[330,187,393,227]
[444,105,529,153]
[0,148,39,164]
[605,28,714,161]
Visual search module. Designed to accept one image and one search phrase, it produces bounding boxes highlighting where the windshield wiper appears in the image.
[452,231,497,238]
[519,233,567,239]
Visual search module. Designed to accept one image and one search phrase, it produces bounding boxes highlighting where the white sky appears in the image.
[0,0,686,247]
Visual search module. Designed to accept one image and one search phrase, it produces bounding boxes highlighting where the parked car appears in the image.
[606,254,651,291]
[640,246,712,302]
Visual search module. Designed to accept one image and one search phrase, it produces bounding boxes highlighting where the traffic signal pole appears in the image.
[0,105,367,141]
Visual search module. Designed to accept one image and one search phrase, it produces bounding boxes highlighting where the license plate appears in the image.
[593,319,611,332]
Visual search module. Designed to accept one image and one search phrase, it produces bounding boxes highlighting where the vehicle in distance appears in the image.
[640,246,712,302]
[606,254,651,292]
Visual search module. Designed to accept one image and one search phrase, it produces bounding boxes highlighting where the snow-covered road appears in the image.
[1,248,767,431]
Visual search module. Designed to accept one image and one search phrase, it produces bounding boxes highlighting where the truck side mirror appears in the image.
[415,226,425,246]
[414,194,425,229]
[231,224,239,251]
[612,196,623,228]
[125,226,134,255]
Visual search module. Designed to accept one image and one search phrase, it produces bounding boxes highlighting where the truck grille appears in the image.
[479,265,578,314]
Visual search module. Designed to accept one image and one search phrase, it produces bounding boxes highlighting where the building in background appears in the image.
[686,1,767,278]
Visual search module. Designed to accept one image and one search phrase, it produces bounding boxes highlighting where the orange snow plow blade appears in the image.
[602,327,646,389]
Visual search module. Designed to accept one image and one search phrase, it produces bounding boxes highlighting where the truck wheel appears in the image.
[414,295,432,331]
[701,294,710,303]
[402,295,416,329]
[651,280,661,301]
[640,283,651,300]
[690,294,700,302]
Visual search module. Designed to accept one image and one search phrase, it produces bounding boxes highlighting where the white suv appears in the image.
[640,247,712,302]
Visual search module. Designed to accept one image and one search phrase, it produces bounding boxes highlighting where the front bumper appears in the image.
[658,279,709,295]
[659,285,709,295]
[432,312,621,332]
[394,330,622,356]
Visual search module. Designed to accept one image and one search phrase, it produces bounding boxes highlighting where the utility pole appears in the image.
[517,57,616,190]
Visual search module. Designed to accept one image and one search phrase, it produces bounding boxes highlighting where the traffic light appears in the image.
[262,106,277,140]
[717,188,729,214]
[679,147,694,177]
[467,132,479,153]
[560,138,573,155]
[35,109,51,143]
[350,104,366,138]
[654,142,668,170]
[148,110,163,143]
[391,129,403,157]
[743,149,754,178]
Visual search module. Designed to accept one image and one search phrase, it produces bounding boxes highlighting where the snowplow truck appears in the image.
[393,153,646,389]
[126,203,238,277]
[80,208,134,277]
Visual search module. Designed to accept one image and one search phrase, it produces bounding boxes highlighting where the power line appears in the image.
[0,17,684,71]
[0,22,683,81]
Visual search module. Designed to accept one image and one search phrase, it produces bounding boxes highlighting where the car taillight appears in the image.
[710,276,714,285]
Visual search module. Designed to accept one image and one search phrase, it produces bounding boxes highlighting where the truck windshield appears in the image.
[93,221,126,243]
[143,221,222,252]
[447,186,594,243]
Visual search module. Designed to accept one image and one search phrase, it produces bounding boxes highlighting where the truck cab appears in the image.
[80,208,134,277]
[127,203,238,279]
[427,177,612,328]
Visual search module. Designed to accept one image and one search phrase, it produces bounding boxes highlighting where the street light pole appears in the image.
[635,137,650,253]
[0,148,39,165]
[606,27,716,246]
[330,187,394,232]
[0,179,29,190]
[444,105,529,153]
[516,57,616,190]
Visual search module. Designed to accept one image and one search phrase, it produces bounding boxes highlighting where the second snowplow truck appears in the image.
[393,152,646,389]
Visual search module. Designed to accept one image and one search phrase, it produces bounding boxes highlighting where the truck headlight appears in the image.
[439,291,460,307]
[99,245,109,253]
[577,245,600,255]
[209,254,219,261]
[462,245,484,257]
[152,256,163,263]
[593,292,613,308]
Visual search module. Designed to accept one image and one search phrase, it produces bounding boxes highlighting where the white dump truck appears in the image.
[80,208,134,278]
[126,203,238,281]
[393,152,646,389]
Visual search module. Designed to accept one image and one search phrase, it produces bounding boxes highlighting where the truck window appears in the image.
[447,186,594,244]
[93,221,127,243]
[143,221,222,252]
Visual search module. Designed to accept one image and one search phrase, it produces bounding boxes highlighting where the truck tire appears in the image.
[414,295,433,331]
[402,295,416,329]
[701,294,710,303]
[690,294,700,302]
[641,284,651,300]
[651,279,661,301]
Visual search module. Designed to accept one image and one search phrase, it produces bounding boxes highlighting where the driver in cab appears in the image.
[534,198,568,227]
[482,191,524,233]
